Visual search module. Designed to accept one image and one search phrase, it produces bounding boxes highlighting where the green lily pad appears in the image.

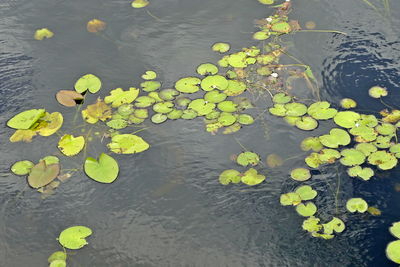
[141,81,161,92]
[204,90,227,103]
[334,111,361,128]
[296,202,317,217]
[269,104,286,117]
[153,101,174,114]
[382,110,400,123]
[58,226,92,250]
[340,98,357,109]
[285,116,300,126]
[84,153,119,183]
[238,114,254,125]
[350,125,377,142]
[322,217,345,234]
[340,149,366,166]
[355,143,377,156]
[346,198,368,213]
[319,128,351,148]
[241,168,265,186]
[389,222,400,239]
[188,99,216,115]
[107,134,150,154]
[35,112,64,137]
[11,160,34,175]
[224,80,247,96]
[319,148,341,163]
[49,260,66,267]
[373,135,392,149]
[58,135,85,157]
[201,75,228,91]
[295,116,318,131]
[257,54,275,64]
[105,87,139,108]
[134,96,156,108]
[386,240,400,264]
[167,109,183,120]
[117,104,134,116]
[258,0,274,4]
[128,116,145,124]
[280,192,301,206]
[141,70,157,80]
[295,185,317,201]
[219,169,241,185]
[389,144,400,158]
[307,101,338,120]
[347,166,374,181]
[151,113,167,124]
[74,74,101,94]
[218,112,237,126]
[48,251,67,263]
[28,160,60,188]
[358,114,378,127]
[285,103,307,117]
[175,97,191,107]
[197,63,218,75]
[376,123,396,136]
[368,150,398,170]
[226,70,237,79]
[7,109,46,130]
[237,152,260,167]
[300,137,323,152]
[212,42,230,53]
[175,77,201,93]
[271,22,291,33]
[368,86,388,98]
[205,110,221,120]
[227,52,248,68]
[305,153,322,168]
[106,119,128,130]
[302,216,322,232]
[253,31,270,40]
[159,89,180,101]
[41,156,59,165]
[181,109,198,120]
[272,93,291,104]
[148,92,163,102]
[131,0,149,8]
[217,101,238,113]
[290,168,311,181]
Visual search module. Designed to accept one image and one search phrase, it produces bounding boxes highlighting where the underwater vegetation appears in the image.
[7,0,400,265]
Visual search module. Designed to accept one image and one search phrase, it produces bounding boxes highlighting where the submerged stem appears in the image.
[297,29,348,35]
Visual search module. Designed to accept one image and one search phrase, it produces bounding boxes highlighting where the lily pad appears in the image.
[271,22,291,33]
[159,89,180,101]
[389,222,400,239]
[350,125,377,142]
[253,31,270,40]
[58,226,92,250]
[9,129,37,143]
[346,198,368,213]
[34,28,54,40]
[49,260,66,267]
[134,96,156,108]
[84,153,119,183]
[322,217,345,234]
[227,52,248,68]
[224,80,247,96]
[175,77,201,93]
[373,135,392,149]
[86,19,106,33]
[106,119,128,130]
[28,160,60,188]
[386,240,400,264]
[376,123,396,136]
[74,74,101,94]
[300,137,323,152]
[219,169,241,185]
[212,42,230,53]
[117,104,134,116]
[368,150,398,170]
[241,168,265,186]
[258,0,274,5]
[296,202,317,217]
[151,113,168,124]
[200,75,228,91]
[334,111,361,128]
[35,112,64,136]
[223,123,242,134]
[302,216,322,232]
[358,114,378,127]
[280,192,301,206]
[236,152,260,167]
[11,160,34,175]
[153,101,174,114]
[7,109,45,130]
[58,135,85,156]
[48,251,67,263]
[290,168,311,181]
[141,81,161,92]
[167,109,183,120]
[188,99,215,115]
[319,148,341,163]
[197,63,218,75]
[56,90,84,107]
[368,86,388,98]
[218,112,237,126]
[107,134,150,154]
[238,114,254,125]
[389,144,400,158]
[105,87,139,107]
[307,101,337,120]
[217,101,238,113]
[355,143,377,156]
[295,185,317,201]
[41,156,59,165]
[284,103,307,117]
[319,128,351,148]
[340,149,366,166]
[205,110,221,120]
[347,166,374,181]
[340,98,357,109]
[272,93,291,104]
[295,116,318,131]
[269,104,286,117]
[181,109,198,120]
[141,70,157,80]
[305,152,322,168]
[204,90,227,103]
[82,99,112,124]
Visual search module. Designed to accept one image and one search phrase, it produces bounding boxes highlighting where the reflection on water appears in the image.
[1,0,400,266]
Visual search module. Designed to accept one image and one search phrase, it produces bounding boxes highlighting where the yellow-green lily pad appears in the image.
[340,149,366,166]
[141,81,161,92]
[204,90,227,103]
[296,202,317,217]
[211,42,230,53]
[11,160,34,175]
[237,151,260,167]
[74,74,101,94]
[7,109,46,130]
[273,93,291,104]
[346,198,368,213]
[300,137,323,152]
[188,99,215,115]
[369,86,388,98]
[105,87,139,108]
[307,101,337,120]
[319,128,351,148]
[58,226,92,250]
[295,116,318,131]
[219,169,241,185]
[241,168,265,186]
[386,240,400,264]
[58,135,85,157]
[107,134,150,154]
[295,185,317,201]
[290,168,311,181]
[334,111,361,128]
[217,100,238,113]
[197,63,218,75]
[340,98,357,109]
[84,153,119,183]
[280,192,301,206]
[368,150,398,170]
[175,77,201,93]
[141,70,156,80]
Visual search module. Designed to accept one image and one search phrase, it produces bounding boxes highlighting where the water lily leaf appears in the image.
[350,125,377,142]
[300,137,323,152]
[175,97,191,108]
[271,22,291,33]
[86,19,106,33]
[134,96,156,108]
[227,52,248,68]
[241,168,265,186]
[242,46,260,56]
[217,101,238,113]
[175,77,201,93]
[226,70,237,79]
[48,251,67,263]
[197,63,218,75]
[296,202,317,217]
[105,87,139,108]
[368,86,387,98]
[367,206,381,216]
[386,240,400,264]
[206,122,223,134]
[141,81,161,92]
[167,109,183,120]
[347,166,374,181]
[159,89,180,101]
[200,75,228,91]
[58,226,92,250]
[257,54,276,65]
[219,169,241,185]
[368,150,398,170]
[223,123,241,134]
[117,104,134,116]
[266,154,283,168]
[148,91,162,102]
[389,222,400,239]
[107,134,150,154]
[305,153,322,168]
[181,109,198,120]
[141,70,156,80]
[373,135,392,149]
[82,99,111,123]
[74,74,101,94]
[212,42,230,53]
[302,216,322,232]
[319,128,351,148]
[106,119,128,130]
[340,149,366,166]
[224,80,247,96]
[234,97,254,110]
[322,217,345,234]
[56,90,84,107]
[340,98,357,109]
[58,135,85,156]
[319,148,341,164]
[218,112,237,126]
[346,198,368,213]
[11,160,34,175]
[28,160,60,188]
[188,99,215,115]
[49,260,66,267]
[295,185,317,201]
[334,111,361,128]
[389,144,400,158]
[269,104,286,117]
[238,114,254,125]
[376,123,396,136]
[355,143,377,156]
[253,31,270,40]
[7,109,46,130]
[36,112,64,136]
[295,116,318,131]
[359,114,378,127]
[382,109,400,123]
[34,28,54,40]
[307,101,337,120]
[41,156,59,165]
[284,103,307,117]
[280,192,301,206]
[204,90,227,103]
[129,116,145,124]
[272,93,291,104]
[257,66,272,76]
[290,168,311,181]
[237,152,260,167]
[84,154,119,184]
[153,101,174,114]
[151,113,168,124]
[205,110,221,120]
[9,129,37,143]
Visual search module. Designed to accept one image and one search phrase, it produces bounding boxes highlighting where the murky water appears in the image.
[1,0,400,266]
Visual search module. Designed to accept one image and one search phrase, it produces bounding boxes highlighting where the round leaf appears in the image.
[74,74,101,94]
[58,226,92,250]
[290,168,311,181]
[11,160,34,175]
[7,109,46,130]
[84,153,119,183]
[346,198,368,213]
[28,161,60,188]
[58,135,85,157]
[107,134,150,154]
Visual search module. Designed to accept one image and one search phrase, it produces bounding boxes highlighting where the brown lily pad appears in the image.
[27,160,60,189]
[56,90,84,107]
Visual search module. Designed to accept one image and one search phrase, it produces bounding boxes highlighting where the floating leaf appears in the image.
[153,101,174,114]
[212,42,230,53]
[241,168,265,186]
[347,166,374,181]
[368,150,398,170]
[367,206,381,216]
[280,192,301,206]
[141,81,161,92]
[201,75,228,91]
[272,93,291,104]
[204,90,227,103]
[340,149,366,166]
[355,143,377,156]
[74,74,101,94]
[302,216,322,232]
[82,99,111,124]
[58,226,92,250]
[48,251,67,263]
[35,112,64,136]
[340,98,357,109]
[266,154,283,168]
[319,128,350,148]
[141,70,156,80]
[307,101,337,120]
[359,114,378,127]
[295,116,318,131]
[217,101,238,113]
[27,161,60,188]
[290,168,311,181]
[218,112,237,126]
[134,96,156,108]
[373,135,392,149]
[389,222,400,239]
[117,104,134,116]
[49,260,66,267]
[368,86,387,98]
[319,148,341,163]
[253,31,270,40]
[227,52,248,68]
[322,217,345,234]
[386,240,400,264]
[197,63,218,75]
[205,110,221,120]
[269,104,286,117]
[334,111,361,128]
[131,0,149,8]
[106,119,128,130]
[84,153,119,183]
[175,77,201,93]
[271,22,291,33]
[236,152,260,167]
[58,135,85,157]
[238,114,254,125]
[376,123,396,136]
[34,28,54,40]
[107,134,150,154]
[296,202,317,217]
[285,103,307,117]
[167,109,183,120]
[151,113,168,124]
[295,185,317,201]
[389,144,400,158]
[382,109,400,123]
[346,198,368,213]
[350,125,377,142]
[224,80,247,96]
[41,156,59,165]
[300,137,323,152]
[219,169,241,185]
[159,89,180,101]
[7,109,45,130]
[56,90,83,107]
[11,160,34,175]
[188,99,215,115]
[86,19,106,33]
[181,109,198,119]
[105,87,139,108]
[305,152,322,168]
[9,129,37,143]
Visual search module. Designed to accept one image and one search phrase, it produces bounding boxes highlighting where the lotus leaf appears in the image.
[241,168,265,186]
[340,98,357,109]
[256,54,276,64]
[224,80,247,96]
[280,192,301,206]
[368,86,387,98]
[134,96,156,108]
[223,123,242,134]
[350,125,377,142]
[56,90,83,107]
[358,114,378,127]
[131,0,149,8]
[376,123,396,136]
[7,109,45,130]
[9,129,37,143]
[204,90,227,103]
[153,101,174,114]
[322,217,345,234]
[11,160,34,175]
[227,52,248,68]
[34,28,54,40]
[319,128,350,148]
[368,151,398,170]
[266,154,283,168]
[307,101,337,120]
[86,19,106,33]
[181,109,198,120]
[205,110,221,120]
[159,89,180,101]
[197,63,218,75]
[58,226,92,250]
[389,144,400,158]
[141,70,156,80]
[82,99,111,124]
[106,119,128,130]
[107,134,149,154]
[253,31,270,40]
[347,166,374,181]
[340,149,366,166]
[389,222,400,239]
[269,104,286,117]
[346,198,368,213]
[319,149,341,163]
[284,103,307,117]
[58,135,85,156]
[41,156,59,165]
[295,185,317,201]
[175,77,201,93]
[49,260,66,267]
[238,114,254,125]
[300,137,323,152]
[28,160,60,188]
[74,74,101,94]
[373,135,392,149]
[117,104,134,116]
[386,240,400,264]
[219,169,241,185]
[334,111,361,128]
[211,42,230,53]
[217,101,238,113]
[48,251,67,263]
[271,22,291,33]
[295,116,318,131]
[355,143,377,156]
[237,152,260,167]
[290,168,311,181]
[188,99,215,115]
[167,109,183,120]
[84,153,119,183]
[35,112,63,136]
[302,216,322,232]
[141,81,161,92]
[296,202,317,217]
[305,153,322,168]
[272,93,291,104]
[105,87,139,108]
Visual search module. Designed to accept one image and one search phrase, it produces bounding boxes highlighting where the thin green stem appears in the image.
[334,165,341,215]
[297,29,348,35]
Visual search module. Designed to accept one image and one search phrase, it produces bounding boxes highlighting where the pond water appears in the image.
[1,0,400,266]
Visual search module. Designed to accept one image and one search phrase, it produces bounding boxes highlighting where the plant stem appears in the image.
[297,29,348,35]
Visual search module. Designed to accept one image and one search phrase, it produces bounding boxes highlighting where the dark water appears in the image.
[1,0,400,266]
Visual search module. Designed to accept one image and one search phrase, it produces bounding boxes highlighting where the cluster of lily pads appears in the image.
[386,221,400,264]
